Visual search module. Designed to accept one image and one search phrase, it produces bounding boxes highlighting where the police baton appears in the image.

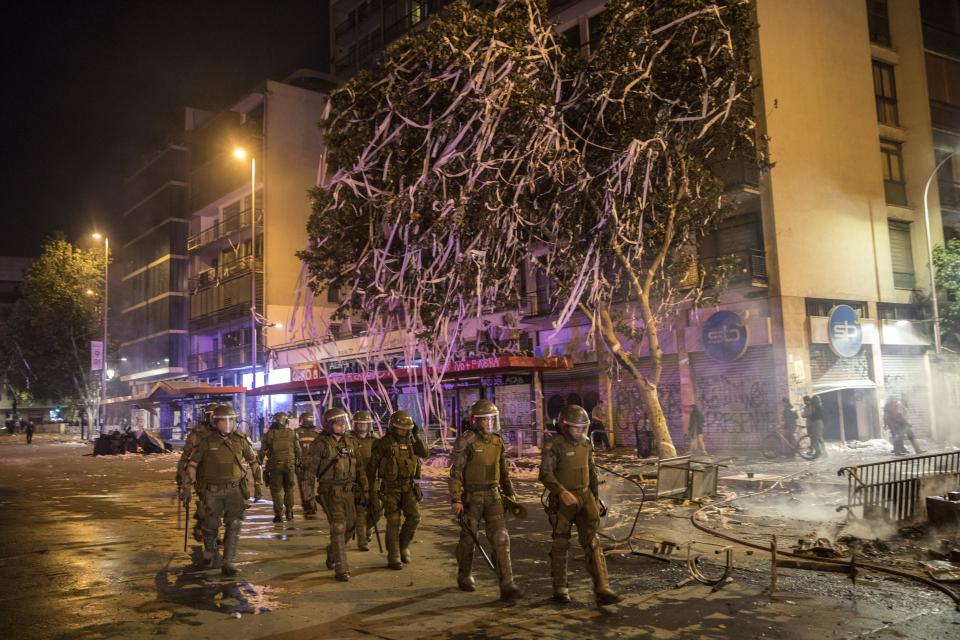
[370,504,384,554]
[183,497,190,553]
[457,514,496,572]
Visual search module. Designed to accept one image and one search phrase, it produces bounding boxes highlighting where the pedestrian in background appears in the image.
[803,396,826,458]
[588,401,610,450]
[25,420,34,444]
[781,398,798,457]
[687,403,707,456]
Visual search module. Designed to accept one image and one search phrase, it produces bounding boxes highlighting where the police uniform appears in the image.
[307,426,368,581]
[449,426,521,599]
[539,405,620,605]
[296,415,321,518]
[368,412,428,569]
[354,430,379,550]
[258,415,302,522]
[177,419,217,542]
[189,427,259,575]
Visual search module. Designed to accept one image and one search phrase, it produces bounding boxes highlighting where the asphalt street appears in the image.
[0,434,958,639]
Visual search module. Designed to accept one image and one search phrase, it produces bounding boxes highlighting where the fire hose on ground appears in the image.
[687,471,960,610]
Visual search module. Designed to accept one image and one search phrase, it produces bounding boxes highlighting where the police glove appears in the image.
[179,485,191,507]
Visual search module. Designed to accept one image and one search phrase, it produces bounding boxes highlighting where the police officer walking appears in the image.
[540,405,621,605]
[449,399,523,601]
[352,410,379,551]
[306,407,368,581]
[258,411,302,523]
[296,411,321,519]
[177,403,219,543]
[187,405,263,575]
[368,410,428,570]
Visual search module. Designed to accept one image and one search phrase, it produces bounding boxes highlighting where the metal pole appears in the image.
[250,157,257,436]
[923,150,958,355]
[100,237,109,438]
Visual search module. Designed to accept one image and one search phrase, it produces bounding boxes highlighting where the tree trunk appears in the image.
[593,306,677,458]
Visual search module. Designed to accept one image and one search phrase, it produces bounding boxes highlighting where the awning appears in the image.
[101,381,245,406]
[811,379,877,395]
[246,356,573,397]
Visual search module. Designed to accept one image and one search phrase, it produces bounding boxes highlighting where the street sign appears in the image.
[90,341,104,371]
[827,305,863,358]
[702,310,748,362]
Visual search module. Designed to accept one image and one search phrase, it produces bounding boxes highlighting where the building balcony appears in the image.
[187,208,261,252]
[190,271,263,331]
[931,100,960,135]
[682,248,768,289]
[189,255,263,292]
[190,345,265,374]
[710,157,761,192]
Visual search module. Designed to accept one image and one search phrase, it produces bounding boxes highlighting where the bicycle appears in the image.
[761,426,816,460]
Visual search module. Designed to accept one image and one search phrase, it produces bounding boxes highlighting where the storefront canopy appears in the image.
[101,381,246,406]
[246,355,573,397]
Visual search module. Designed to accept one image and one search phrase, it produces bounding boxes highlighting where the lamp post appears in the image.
[922,149,958,355]
[92,233,109,437]
[234,148,258,429]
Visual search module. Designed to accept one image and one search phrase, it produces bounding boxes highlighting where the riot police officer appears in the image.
[177,403,219,543]
[352,409,380,551]
[296,410,321,519]
[306,407,368,581]
[187,405,263,575]
[449,399,523,601]
[368,410,428,570]
[539,404,621,605]
[258,411,302,523]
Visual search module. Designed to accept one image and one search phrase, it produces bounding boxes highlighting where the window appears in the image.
[888,220,916,289]
[327,285,340,304]
[587,12,606,54]
[561,25,581,52]
[872,60,899,126]
[805,299,868,318]
[867,0,891,46]
[878,302,921,321]
[880,140,907,205]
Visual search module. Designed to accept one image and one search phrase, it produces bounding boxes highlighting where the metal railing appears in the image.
[187,208,261,252]
[188,255,262,292]
[682,248,768,289]
[838,451,960,521]
[189,345,265,373]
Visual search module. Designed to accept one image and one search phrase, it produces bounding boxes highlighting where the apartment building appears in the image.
[288,0,960,452]
[185,71,329,421]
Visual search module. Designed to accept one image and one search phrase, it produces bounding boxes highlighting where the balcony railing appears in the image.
[190,345,265,373]
[710,157,761,191]
[189,255,263,292]
[187,208,261,252]
[682,248,768,289]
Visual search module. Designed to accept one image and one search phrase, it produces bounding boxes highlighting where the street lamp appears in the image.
[92,232,109,437]
[922,149,958,355]
[234,147,258,424]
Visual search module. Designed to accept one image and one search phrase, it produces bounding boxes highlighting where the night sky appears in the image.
[1,1,329,257]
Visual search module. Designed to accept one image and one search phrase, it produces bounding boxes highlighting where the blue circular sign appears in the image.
[702,310,748,362]
[828,305,863,358]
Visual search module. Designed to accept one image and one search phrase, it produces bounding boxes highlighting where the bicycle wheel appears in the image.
[760,433,782,459]
[796,435,817,460]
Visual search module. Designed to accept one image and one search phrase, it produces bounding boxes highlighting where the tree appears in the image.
[2,235,107,437]
[933,239,960,348]
[300,0,761,456]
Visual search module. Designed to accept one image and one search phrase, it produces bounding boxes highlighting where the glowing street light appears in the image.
[234,147,259,417]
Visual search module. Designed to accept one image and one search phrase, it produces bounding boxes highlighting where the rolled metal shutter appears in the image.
[690,346,777,452]
[809,344,873,390]
[610,355,681,451]
[881,345,931,438]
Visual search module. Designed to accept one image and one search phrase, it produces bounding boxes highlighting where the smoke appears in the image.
[839,517,897,540]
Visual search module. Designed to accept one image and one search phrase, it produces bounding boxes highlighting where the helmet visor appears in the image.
[354,420,372,435]
[327,416,349,435]
[215,417,234,434]
[564,422,586,441]
[473,415,499,434]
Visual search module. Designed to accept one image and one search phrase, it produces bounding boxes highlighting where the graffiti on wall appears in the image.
[612,376,684,448]
[696,375,777,435]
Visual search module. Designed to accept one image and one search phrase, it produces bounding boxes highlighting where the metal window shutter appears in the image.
[881,345,931,438]
[610,355,682,449]
[809,344,873,388]
[690,346,777,451]
[888,223,913,274]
